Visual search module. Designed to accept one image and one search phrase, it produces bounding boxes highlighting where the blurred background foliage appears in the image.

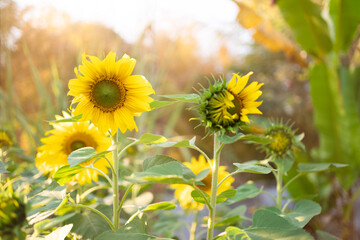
[1,0,359,238]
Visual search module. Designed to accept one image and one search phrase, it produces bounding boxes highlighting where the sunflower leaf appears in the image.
[233,161,272,174]
[137,134,167,144]
[150,100,176,110]
[141,202,176,212]
[217,132,244,144]
[195,168,210,181]
[216,189,237,203]
[48,114,82,123]
[53,165,84,185]
[227,181,262,204]
[297,163,348,173]
[154,137,197,148]
[159,94,200,103]
[240,134,273,145]
[67,147,110,167]
[191,190,210,204]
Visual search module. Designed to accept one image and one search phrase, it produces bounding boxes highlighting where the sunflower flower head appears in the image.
[35,112,113,185]
[194,72,263,135]
[263,121,304,159]
[68,52,155,135]
[171,155,234,211]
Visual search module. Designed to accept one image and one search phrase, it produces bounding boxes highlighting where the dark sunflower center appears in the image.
[92,80,125,111]
[196,174,212,192]
[70,140,87,152]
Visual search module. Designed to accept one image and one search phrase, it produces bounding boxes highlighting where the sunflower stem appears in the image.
[190,210,199,240]
[207,132,222,240]
[276,169,283,209]
[117,183,135,223]
[112,132,120,230]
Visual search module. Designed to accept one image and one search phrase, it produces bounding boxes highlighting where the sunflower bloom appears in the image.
[35,112,113,185]
[171,155,234,210]
[68,52,155,135]
[195,72,263,134]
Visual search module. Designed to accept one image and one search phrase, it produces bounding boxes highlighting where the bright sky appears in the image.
[15,0,252,57]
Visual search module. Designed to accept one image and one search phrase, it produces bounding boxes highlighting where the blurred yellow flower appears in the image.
[68,52,155,135]
[35,112,112,185]
[0,130,13,148]
[171,155,234,210]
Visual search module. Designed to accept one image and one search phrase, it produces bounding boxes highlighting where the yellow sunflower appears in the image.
[196,72,263,134]
[35,112,113,185]
[171,155,234,210]
[68,52,155,135]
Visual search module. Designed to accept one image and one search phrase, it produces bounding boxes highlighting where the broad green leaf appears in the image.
[216,189,237,203]
[191,189,236,204]
[154,137,197,148]
[227,181,262,204]
[0,161,9,174]
[195,168,210,181]
[298,163,347,173]
[191,190,210,204]
[48,114,82,123]
[53,165,83,185]
[329,0,360,51]
[217,132,244,144]
[67,147,109,167]
[240,134,272,145]
[142,202,176,212]
[159,94,200,103]
[316,230,341,240]
[277,0,332,59]
[137,133,167,144]
[143,155,178,171]
[285,200,321,227]
[150,100,176,110]
[34,213,76,232]
[248,208,314,239]
[96,232,171,240]
[309,63,344,175]
[68,205,112,240]
[130,156,196,185]
[152,212,186,237]
[233,161,272,174]
[273,156,295,173]
[215,205,247,227]
[44,224,73,240]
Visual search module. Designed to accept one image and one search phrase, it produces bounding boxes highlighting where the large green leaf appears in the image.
[227,181,262,204]
[136,134,167,144]
[129,155,196,185]
[67,205,112,240]
[329,0,360,51]
[53,165,83,185]
[297,163,347,173]
[277,0,332,59]
[159,94,200,103]
[309,63,343,163]
[67,147,109,167]
[141,202,176,212]
[233,161,272,175]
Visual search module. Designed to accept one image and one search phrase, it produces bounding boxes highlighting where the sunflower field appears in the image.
[1,0,360,239]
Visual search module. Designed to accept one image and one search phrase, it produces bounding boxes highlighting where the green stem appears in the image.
[117,183,135,221]
[72,204,115,231]
[207,133,222,240]
[190,210,199,240]
[344,186,360,221]
[261,190,277,205]
[112,132,120,230]
[86,166,113,186]
[281,172,304,194]
[80,185,109,201]
[276,169,283,209]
